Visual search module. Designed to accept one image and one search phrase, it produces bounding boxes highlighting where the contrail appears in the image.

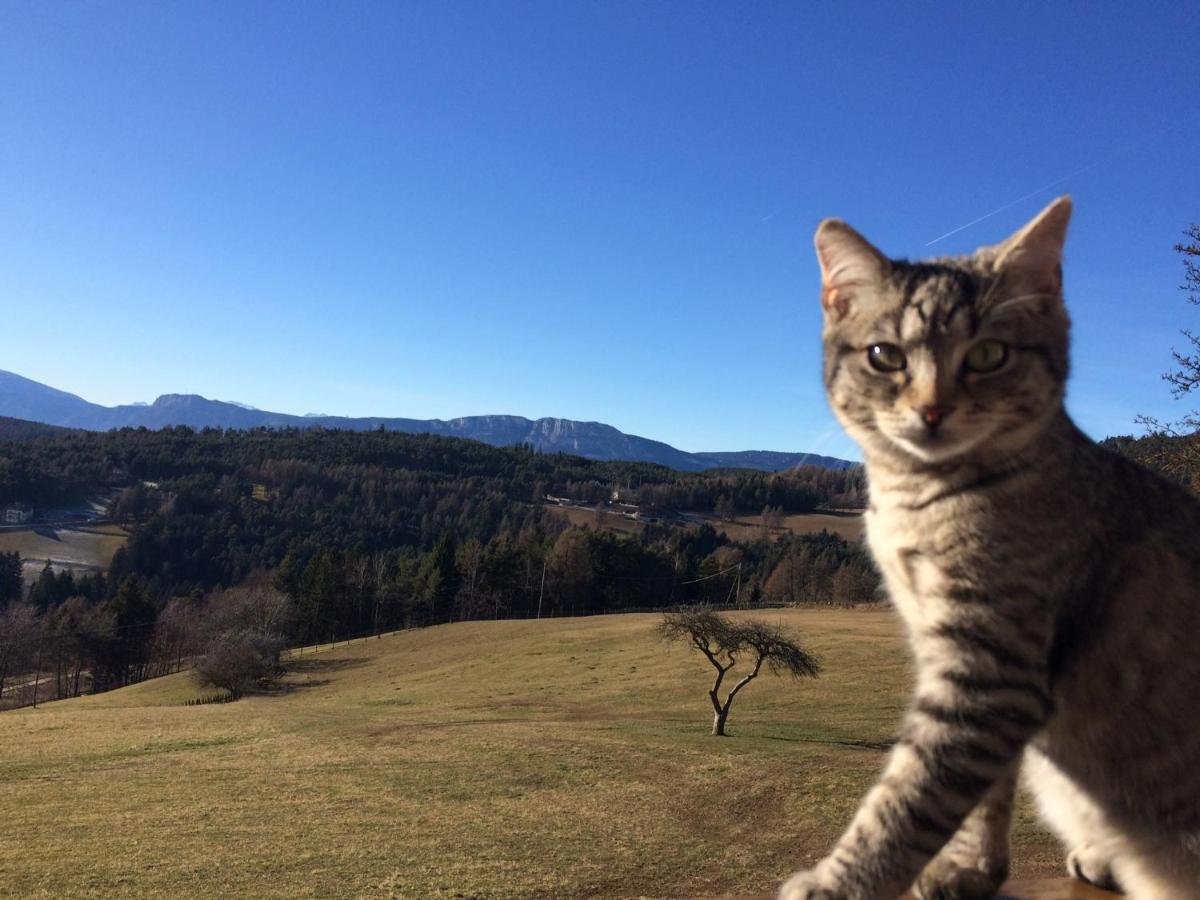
[924,159,1103,247]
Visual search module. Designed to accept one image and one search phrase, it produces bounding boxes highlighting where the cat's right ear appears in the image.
[814,220,889,321]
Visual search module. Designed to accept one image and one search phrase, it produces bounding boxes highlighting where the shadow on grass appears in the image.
[263,656,373,696]
[289,656,371,675]
[762,734,894,752]
[268,679,336,694]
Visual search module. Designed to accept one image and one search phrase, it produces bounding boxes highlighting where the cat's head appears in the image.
[815,197,1072,466]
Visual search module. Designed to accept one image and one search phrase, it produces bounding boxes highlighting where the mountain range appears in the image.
[0,370,854,473]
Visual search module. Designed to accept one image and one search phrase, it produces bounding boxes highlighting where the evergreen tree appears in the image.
[97,576,156,688]
[28,563,56,611]
[298,549,343,644]
[418,534,459,624]
[0,552,23,608]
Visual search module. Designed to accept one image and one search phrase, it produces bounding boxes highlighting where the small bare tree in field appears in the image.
[658,607,819,736]
[195,585,295,698]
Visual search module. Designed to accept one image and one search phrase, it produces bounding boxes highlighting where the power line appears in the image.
[678,562,742,585]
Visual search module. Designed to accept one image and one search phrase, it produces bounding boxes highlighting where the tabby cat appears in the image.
[778,198,1200,900]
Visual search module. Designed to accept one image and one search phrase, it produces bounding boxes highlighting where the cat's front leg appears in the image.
[778,866,844,900]
[777,752,1019,900]
[778,617,1052,900]
[911,765,1017,900]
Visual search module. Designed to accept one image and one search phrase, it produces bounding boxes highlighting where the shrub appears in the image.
[194,585,294,697]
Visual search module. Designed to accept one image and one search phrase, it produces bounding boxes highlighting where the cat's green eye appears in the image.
[867,343,906,373]
[964,340,1009,373]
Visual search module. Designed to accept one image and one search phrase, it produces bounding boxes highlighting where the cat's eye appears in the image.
[963,340,1009,373]
[867,343,906,373]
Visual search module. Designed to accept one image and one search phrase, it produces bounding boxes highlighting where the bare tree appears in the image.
[714,494,736,523]
[370,553,390,636]
[152,596,201,676]
[831,564,878,606]
[351,554,374,635]
[1164,224,1200,405]
[658,607,819,736]
[548,528,592,617]
[761,504,784,533]
[0,602,39,703]
[1138,224,1200,486]
[46,596,90,698]
[194,585,295,698]
[456,538,485,619]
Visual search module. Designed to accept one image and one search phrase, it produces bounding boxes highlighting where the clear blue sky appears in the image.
[2,2,1196,460]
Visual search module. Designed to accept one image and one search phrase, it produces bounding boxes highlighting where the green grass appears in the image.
[0,608,1062,898]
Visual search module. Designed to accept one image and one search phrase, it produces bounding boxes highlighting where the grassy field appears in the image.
[0,608,1061,898]
[0,523,129,582]
[555,505,645,534]
[552,507,865,543]
[711,511,864,543]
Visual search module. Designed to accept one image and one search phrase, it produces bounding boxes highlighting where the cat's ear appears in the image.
[993,196,1072,295]
[814,220,889,321]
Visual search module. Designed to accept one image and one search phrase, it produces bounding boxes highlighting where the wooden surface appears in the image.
[986,882,1120,900]
[729,879,1121,899]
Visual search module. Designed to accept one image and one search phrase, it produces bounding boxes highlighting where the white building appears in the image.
[3,504,33,524]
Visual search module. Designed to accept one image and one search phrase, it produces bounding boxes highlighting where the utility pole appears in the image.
[30,630,44,709]
[536,558,547,619]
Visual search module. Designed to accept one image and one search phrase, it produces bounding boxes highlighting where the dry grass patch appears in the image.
[712,512,865,543]
[549,506,865,544]
[0,524,129,578]
[0,608,1060,898]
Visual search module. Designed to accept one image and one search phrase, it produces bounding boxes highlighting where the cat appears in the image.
[778,197,1200,900]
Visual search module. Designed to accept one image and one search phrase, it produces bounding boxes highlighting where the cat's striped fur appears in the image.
[779,198,1200,900]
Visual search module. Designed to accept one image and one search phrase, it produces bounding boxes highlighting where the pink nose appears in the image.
[919,405,953,428]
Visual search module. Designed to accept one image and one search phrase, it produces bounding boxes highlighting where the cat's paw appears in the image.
[1067,845,1121,893]
[912,856,1007,900]
[777,868,841,900]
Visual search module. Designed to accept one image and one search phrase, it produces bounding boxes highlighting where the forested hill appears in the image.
[1,424,862,513]
[0,416,73,442]
[0,371,853,472]
[1,423,868,597]
[0,426,874,703]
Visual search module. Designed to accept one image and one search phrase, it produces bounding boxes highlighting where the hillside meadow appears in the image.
[552,507,865,543]
[0,523,127,579]
[0,608,1062,898]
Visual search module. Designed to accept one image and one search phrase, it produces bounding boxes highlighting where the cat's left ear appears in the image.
[814,220,889,321]
[993,196,1072,295]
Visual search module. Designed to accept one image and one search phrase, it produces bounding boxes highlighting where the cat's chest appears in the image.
[865,504,960,623]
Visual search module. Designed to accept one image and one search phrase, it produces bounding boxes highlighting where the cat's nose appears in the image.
[918,405,954,430]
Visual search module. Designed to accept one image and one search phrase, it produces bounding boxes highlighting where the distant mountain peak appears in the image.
[0,370,856,473]
[152,393,204,407]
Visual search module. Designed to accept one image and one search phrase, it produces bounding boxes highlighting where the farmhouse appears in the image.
[3,503,33,525]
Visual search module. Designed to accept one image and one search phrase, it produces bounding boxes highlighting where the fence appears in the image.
[183,691,238,706]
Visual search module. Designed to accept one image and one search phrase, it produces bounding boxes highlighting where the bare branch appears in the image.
[722,652,766,711]
[1140,223,1200,486]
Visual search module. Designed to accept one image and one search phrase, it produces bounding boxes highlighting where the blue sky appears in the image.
[2,2,1196,460]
